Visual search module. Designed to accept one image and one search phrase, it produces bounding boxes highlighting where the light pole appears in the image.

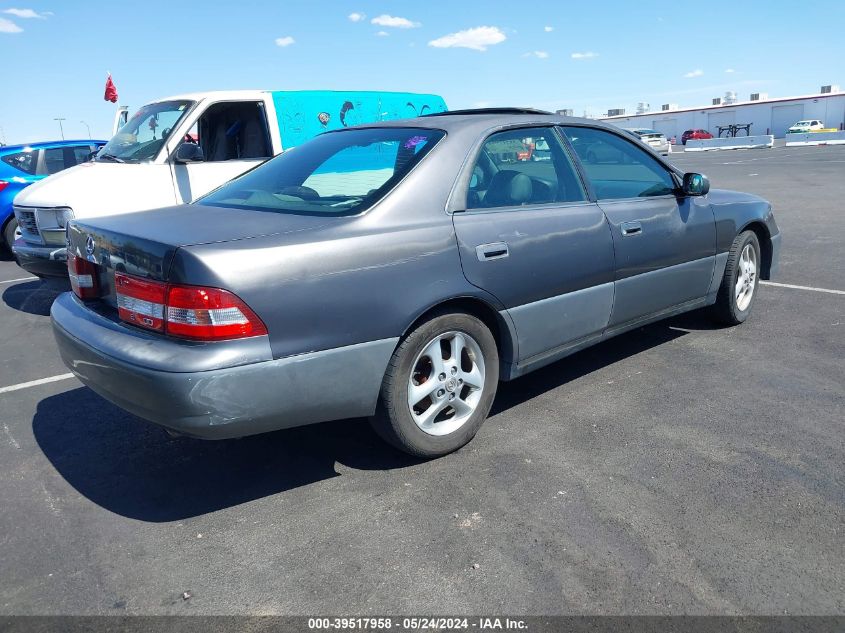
[54,117,66,140]
[80,121,91,139]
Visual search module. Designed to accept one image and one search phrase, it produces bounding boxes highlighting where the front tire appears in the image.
[2,218,19,259]
[370,312,499,457]
[712,230,761,325]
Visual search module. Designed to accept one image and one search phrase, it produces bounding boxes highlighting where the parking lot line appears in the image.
[761,281,845,295]
[0,276,38,285]
[0,373,75,395]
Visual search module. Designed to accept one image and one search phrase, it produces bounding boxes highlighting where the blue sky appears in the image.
[1,0,843,143]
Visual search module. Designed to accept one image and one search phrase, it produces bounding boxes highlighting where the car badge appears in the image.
[85,235,96,260]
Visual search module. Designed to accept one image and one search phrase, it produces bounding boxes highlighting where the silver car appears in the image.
[53,109,780,457]
[624,128,671,155]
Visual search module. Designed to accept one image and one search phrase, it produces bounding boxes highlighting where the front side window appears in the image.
[466,127,585,209]
[71,145,96,165]
[200,127,444,216]
[98,100,193,163]
[1,149,37,174]
[180,101,273,162]
[563,126,676,200]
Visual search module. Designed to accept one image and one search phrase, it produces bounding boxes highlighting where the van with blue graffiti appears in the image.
[13,90,447,278]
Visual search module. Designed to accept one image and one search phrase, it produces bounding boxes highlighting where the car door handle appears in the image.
[475,242,509,261]
[621,221,643,236]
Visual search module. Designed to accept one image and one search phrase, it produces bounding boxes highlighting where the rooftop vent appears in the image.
[820,84,841,94]
[750,92,768,101]
[636,102,650,114]
[712,97,723,105]
[661,103,679,112]
[556,108,574,117]
[607,108,626,117]
[724,91,738,104]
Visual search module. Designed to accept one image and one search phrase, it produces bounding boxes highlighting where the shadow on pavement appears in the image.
[2,278,69,316]
[33,309,720,523]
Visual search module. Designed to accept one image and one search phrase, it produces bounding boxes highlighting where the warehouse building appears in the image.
[599,85,845,140]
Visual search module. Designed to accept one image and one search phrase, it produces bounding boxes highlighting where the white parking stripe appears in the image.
[0,373,76,395]
[761,281,845,295]
[0,276,38,285]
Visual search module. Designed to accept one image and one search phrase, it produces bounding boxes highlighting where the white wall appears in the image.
[603,94,845,139]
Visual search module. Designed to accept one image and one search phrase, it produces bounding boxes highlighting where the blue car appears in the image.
[1,139,106,257]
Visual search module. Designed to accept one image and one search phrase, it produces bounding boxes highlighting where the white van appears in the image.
[13,89,447,277]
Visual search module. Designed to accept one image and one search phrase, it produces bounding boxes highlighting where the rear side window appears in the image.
[466,127,585,209]
[200,127,444,216]
[1,150,37,174]
[562,126,676,200]
[43,147,66,175]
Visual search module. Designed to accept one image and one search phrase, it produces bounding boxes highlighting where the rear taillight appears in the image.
[114,273,267,341]
[115,273,167,332]
[68,255,100,299]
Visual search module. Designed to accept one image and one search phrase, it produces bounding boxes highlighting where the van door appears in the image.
[170,100,274,202]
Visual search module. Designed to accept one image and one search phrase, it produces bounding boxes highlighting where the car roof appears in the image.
[0,139,106,153]
[332,108,625,137]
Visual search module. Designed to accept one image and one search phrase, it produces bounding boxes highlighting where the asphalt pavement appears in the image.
[0,144,843,615]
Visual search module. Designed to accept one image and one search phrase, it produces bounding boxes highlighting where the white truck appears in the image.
[13,89,447,277]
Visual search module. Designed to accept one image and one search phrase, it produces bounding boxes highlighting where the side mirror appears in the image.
[682,172,710,196]
[174,143,204,164]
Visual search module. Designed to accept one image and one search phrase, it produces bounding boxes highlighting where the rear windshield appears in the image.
[1,149,37,174]
[200,127,445,216]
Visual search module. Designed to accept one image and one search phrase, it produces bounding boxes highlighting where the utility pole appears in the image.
[54,117,66,140]
[80,121,91,139]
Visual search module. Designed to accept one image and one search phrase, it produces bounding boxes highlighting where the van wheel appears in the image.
[711,230,761,325]
[2,218,19,259]
[371,312,499,457]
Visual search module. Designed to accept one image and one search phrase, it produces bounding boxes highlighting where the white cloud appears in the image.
[544,26,554,32]
[274,36,295,47]
[428,26,506,51]
[683,68,704,78]
[571,51,598,59]
[523,50,549,59]
[347,12,365,22]
[3,7,51,18]
[371,14,420,29]
[725,68,735,73]
[0,16,22,32]
[376,30,388,37]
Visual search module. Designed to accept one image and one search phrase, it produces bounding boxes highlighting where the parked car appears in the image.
[623,128,670,155]
[52,109,781,457]
[13,89,447,277]
[787,120,824,133]
[0,139,105,257]
[681,129,714,145]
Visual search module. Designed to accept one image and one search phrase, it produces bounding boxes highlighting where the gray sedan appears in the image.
[53,109,781,457]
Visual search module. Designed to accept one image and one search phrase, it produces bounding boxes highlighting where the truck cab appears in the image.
[13,89,446,277]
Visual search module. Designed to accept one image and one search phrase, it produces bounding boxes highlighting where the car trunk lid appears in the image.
[66,203,341,309]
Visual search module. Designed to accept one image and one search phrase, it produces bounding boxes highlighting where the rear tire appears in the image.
[370,311,499,458]
[711,230,761,325]
[2,218,19,260]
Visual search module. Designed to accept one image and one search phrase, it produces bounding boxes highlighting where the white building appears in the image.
[600,87,845,140]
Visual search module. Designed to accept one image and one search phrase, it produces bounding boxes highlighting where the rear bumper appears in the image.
[51,292,398,439]
[12,240,68,277]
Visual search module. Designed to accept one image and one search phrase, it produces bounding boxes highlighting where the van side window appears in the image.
[191,101,273,162]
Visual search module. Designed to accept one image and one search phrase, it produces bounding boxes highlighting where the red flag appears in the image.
[104,74,118,103]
